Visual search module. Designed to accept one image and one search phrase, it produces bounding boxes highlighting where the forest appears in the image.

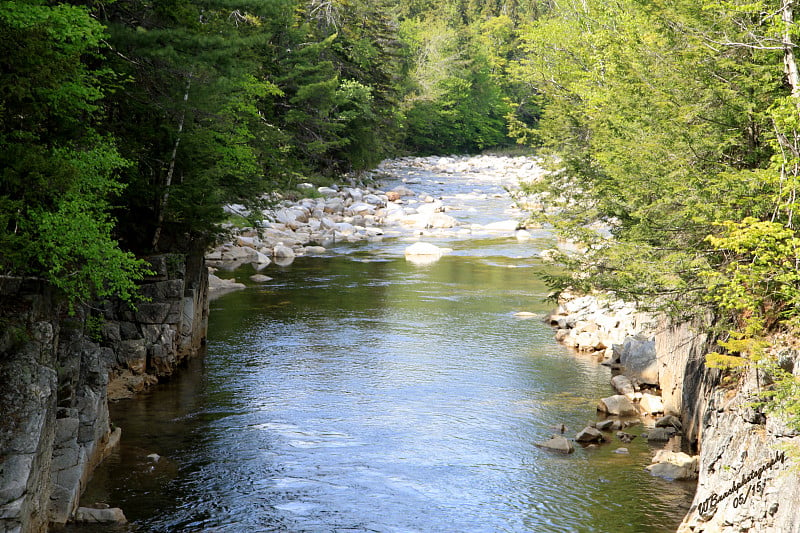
[3,1,800,420]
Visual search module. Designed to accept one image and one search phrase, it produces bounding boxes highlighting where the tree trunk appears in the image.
[151,78,191,251]
[782,0,800,98]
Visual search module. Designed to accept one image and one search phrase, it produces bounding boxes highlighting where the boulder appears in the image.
[404,242,446,259]
[250,274,272,283]
[575,427,605,443]
[595,419,615,431]
[390,185,416,197]
[617,335,659,385]
[220,246,259,262]
[616,431,636,443]
[597,395,638,417]
[611,374,636,398]
[208,274,246,292]
[614,447,630,454]
[535,435,574,454]
[644,427,677,442]
[655,415,682,431]
[74,507,127,524]
[427,212,459,228]
[646,451,699,481]
[273,244,295,260]
[638,393,664,415]
[253,251,271,266]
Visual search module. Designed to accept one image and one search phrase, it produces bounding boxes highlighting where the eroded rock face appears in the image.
[678,363,800,533]
[0,253,210,532]
[617,336,659,385]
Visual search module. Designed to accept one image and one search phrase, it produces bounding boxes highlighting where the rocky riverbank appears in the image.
[548,287,800,533]
[205,154,548,279]
[0,253,208,532]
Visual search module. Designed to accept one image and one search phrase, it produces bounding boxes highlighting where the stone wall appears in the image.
[0,253,208,532]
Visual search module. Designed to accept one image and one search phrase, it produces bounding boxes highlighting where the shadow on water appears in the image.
[73,251,695,533]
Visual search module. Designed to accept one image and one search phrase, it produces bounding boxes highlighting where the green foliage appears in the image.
[0,1,150,310]
[704,218,800,335]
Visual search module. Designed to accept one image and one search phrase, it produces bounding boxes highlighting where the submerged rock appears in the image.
[535,435,575,454]
[74,507,127,524]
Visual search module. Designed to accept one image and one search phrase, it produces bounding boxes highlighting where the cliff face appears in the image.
[0,254,208,533]
[654,316,800,533]
[677,355,800,533]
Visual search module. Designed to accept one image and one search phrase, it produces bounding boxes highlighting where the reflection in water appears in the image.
[78,254,694,533]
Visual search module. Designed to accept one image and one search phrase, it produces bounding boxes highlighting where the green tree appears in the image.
[0,0,148,310]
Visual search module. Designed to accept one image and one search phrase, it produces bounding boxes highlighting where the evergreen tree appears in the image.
[0,0,148,309]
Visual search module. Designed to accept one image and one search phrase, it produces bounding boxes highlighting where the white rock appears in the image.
[273,245,295,259]
[597,395,638,417]
[75,507,127,524]
[220,246,258,262]
[428,213,459,228]
[646,451,699,481]
[254,251,271,266]
[404,242,445,258]
[611,375,636,398]
[484,220,519,232]
[317,186,338,197]
[639,393,664,415]
[334,222,355,236]
[208,274,246,292]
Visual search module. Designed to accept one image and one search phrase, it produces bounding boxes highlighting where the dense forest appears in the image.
[3,1,800,420]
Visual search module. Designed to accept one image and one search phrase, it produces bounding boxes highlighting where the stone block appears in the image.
[100,323,121,343]
[134,302,172,324]
[164,300,183,325]
[138,279,184,300]
[118,322,141,340]
[0,455,33,502]
[116,340,147,374]
[54,417,79,444]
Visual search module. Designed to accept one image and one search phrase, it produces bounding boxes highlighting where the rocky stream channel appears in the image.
[5,154,799,533]
[69,154,706,532]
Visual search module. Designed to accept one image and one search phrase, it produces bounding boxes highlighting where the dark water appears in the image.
[76,168,694,532]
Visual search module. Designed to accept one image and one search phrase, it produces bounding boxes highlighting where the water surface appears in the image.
[79,167,694,532]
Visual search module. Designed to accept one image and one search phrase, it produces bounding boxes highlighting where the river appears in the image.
[77,157,694,532]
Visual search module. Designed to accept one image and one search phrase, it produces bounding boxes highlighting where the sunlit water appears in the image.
[76,166,694,532]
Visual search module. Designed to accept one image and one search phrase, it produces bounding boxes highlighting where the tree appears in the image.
[0,0,148,310]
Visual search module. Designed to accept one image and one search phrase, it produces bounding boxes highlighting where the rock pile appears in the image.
[547,290,653,360]
[206,154,549,280]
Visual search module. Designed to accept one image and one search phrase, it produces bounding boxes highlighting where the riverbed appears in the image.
[77,156,695,532]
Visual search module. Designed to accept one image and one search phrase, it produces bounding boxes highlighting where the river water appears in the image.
[78,159,694,532]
